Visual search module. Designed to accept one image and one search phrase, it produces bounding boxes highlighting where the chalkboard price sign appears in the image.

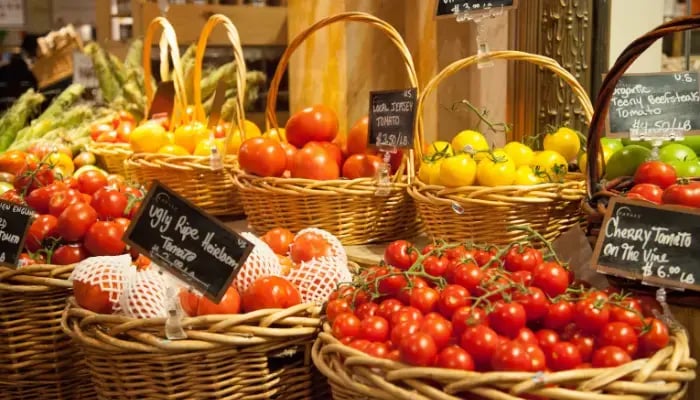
[607,72,700,137]
[591,197,700,292]
[124,181,254,302]
[436,0,515,17]
[0,200,33,268]
[368,88,417,149]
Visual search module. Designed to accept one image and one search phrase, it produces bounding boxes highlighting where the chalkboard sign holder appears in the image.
[605,71,700,138]
[0,200,33,269]
[435,0,518,19]
[368,87,417,150]
[124,181,254,303]
[591,197,700,293]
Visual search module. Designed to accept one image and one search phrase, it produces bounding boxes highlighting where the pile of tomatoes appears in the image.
[327,239,670,373]
[1,159,145,266]
[626,160,700,208]
[89,111,136,144]
[238,104,402,180]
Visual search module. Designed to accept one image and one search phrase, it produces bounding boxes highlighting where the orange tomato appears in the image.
[346,116,369,155]
[196,286,241,315]
[116,120,135,143]
[238,137,287,177]
[342,154,383,179]
[0,150,31,175]
[280,142,297,172]
[241,276,301,312]
[262,227,295,255]
[179,289,200,316]
[285,104,339,148]
[290,231,332,263]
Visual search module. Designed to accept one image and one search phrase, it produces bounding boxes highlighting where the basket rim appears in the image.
[233,170,413,194]
[312,322,697,400]
[125,152,239,172]
[0,264,73,291]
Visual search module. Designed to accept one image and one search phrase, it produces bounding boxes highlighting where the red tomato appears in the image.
[261,227,295,255]
[84,221,126,256]
[459,325,500,367]
[346,116,370,155]
[628,183,663,204]
[574,299,611,334]
[289,231,332,263]
[390,306,423,327]
[308,141,343,169]
[504,245,543,272]
[634,160,677,189]
[90,123,114,140]
[474,248,497,267]
[285,104,339,148]
[179,289,200,316]
[514,327,538,346]
[238,137,287,177]
[91,187,128,220]
[377,273,408,297]
[48,189,84,217]
[637,318,670,357]
[383,240,417,270]
[391,320,422,346]
[348,339,371,352]
[51,243,89,265]
[591,345,631,368]
[535,329,560,352]
[409,287,440,314]
[571,332,595,362]
[547,341,583,371]
[332,312,361,340]
[419,315,453,350]
[241,276,302,312]
[14,163,55,194]
[280,142,297,172]
[116,120,134,142]
[452,306,488,336]
[489,301,527,339]
[377,298,403,321]
[18,253,39,267]
[544,300,574,330]
[610,299,645,329]
[491,340,532,372]
[0,189,24,205]
[25,214,59,252]
[450,261,483,294]
[399,332,438,366]
[326,299,351,323]
[532,261,569,297]
[290,143,340,180]
[355,302,379,320]
[25,185,60,214]
[661,182,700,208]
[437,284,471,319]
[359,316,390,342]
[436,345,475,371]
[196,286,241,315]
[397,277,428,304]
[527,344,547,371]
[0,150,33,175]
[513,286,549,322]
[341,154,383,179]
[57,203,97,241]
[365,342,390,359]
[423,255,449,277]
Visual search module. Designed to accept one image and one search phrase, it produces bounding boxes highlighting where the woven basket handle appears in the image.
[585,15,700,197]
[415,51,594,161]
[192,13,247,140]
[142,17,188,122]
[264,12,420,151]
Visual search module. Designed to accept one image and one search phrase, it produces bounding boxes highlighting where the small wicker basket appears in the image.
[233,11,420,245]
[408,51,588,246]
[124,15,246,217]
[0,265,94,400]
[313,322,696,400]
[87,141,132,176]
[62,299,323,399]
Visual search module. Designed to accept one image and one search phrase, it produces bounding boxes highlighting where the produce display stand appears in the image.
[0,264,94,399]
[233,11,421,246]
[408,51,588,246]
[124,15,246,217]
[313,322,695,400]
[62,299,322,399]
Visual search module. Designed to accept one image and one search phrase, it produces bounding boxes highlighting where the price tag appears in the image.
[123,181,254,302]
[607,72,700,138]
[368,88,417,150]
[0,200,33,268]
[591,197,700,293]
[435,0,516,17]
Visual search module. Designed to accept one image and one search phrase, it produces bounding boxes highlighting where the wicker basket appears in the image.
[584,15,700,242]
[0,265,94,400]
[312,322,696,400]
[62,298,323,399]
[407,51,588,246]
[233,12,420,245]
[87,141,132,176]
[124,15,246,217]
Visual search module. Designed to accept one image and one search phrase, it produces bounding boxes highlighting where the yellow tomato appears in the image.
[45,152,74,176]
[265,127,286,142]
[227,120,263,154]
[194,138,226,157]
[532,150,568,182]
[173,121,209,153]
[543,127,581,162]
[514,165,543,185]
[158,144,191,156]
[451,130,489,155]
[476,150,516,187]
[130,122,170,153]
[439,154,476,187]
[503,141,534,167]
[425,141,454,158]
[418,159,443,185]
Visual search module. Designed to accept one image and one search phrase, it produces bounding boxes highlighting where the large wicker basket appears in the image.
[0,265,94,400]
[87,141,132,176]
[124,15,246,217]
[233,12,420,245]
[313,321,696,400]
[62,299,323,399]
[407,51,588,246]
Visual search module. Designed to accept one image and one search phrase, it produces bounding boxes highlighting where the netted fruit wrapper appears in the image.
[120,266,171,319]
[233,232,283,294]
[288,228,352,306]
[69,254,134,314]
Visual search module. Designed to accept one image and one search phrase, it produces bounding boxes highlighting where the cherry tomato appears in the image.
[261,227,295,255]
[511,270,533,286]
[241,276,302,312]
[25,185,59,214]
[637,318,670,357]
[355,302,379,320]
[409,287,440,314]
[532,261,569,297]
[489,301,527,338]
[610,298,645,329]
[399,332,438,367]
[14,163,55,193]
[504,245,543,272]
[527,344,547,371]
[459,325,500,367]
[365,342,390,359]
[450,261,483,293]
[514,327,538,346]
[91,187,128,220]
[535,329,560,352]
[348,339,371,352]
[377,298,403,321]
[48,189,84,217]
[513,286,549,322]
[326,299,351,323]
[391,320,422,347]
[390,306,423,327]
[491,340,532,372]
[25,214,59,252]
[397,277,428,304]
[419,315,453,350]
[474,248,497,267]
[423,255,449,277]
[377,273,408,297]
[57,203,97,241]
[437,284,471,319]
[598,322,639,356]
[574,299,611,334]
[547,341,582,371]
[358,315,390,342]
[452,306,488,336]
[543,300,574,330]
[633,160,677,189]
[383,240,417,270]
[436,345,475,371]
[571,332,595,362]
[51,243,89,265]
[18,253,39,267]
[591,345,632,368]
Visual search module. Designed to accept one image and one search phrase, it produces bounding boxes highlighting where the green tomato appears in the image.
[676,136,700,155]
[604,145,652,180]
[669,159,700,178]
[0,182,13,195]
[659,143,697,163]
[621,138,654,149]
[600,138,623,153]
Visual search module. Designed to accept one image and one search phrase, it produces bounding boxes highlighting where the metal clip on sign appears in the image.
[629,128,685,160]
[453,4,507,69]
